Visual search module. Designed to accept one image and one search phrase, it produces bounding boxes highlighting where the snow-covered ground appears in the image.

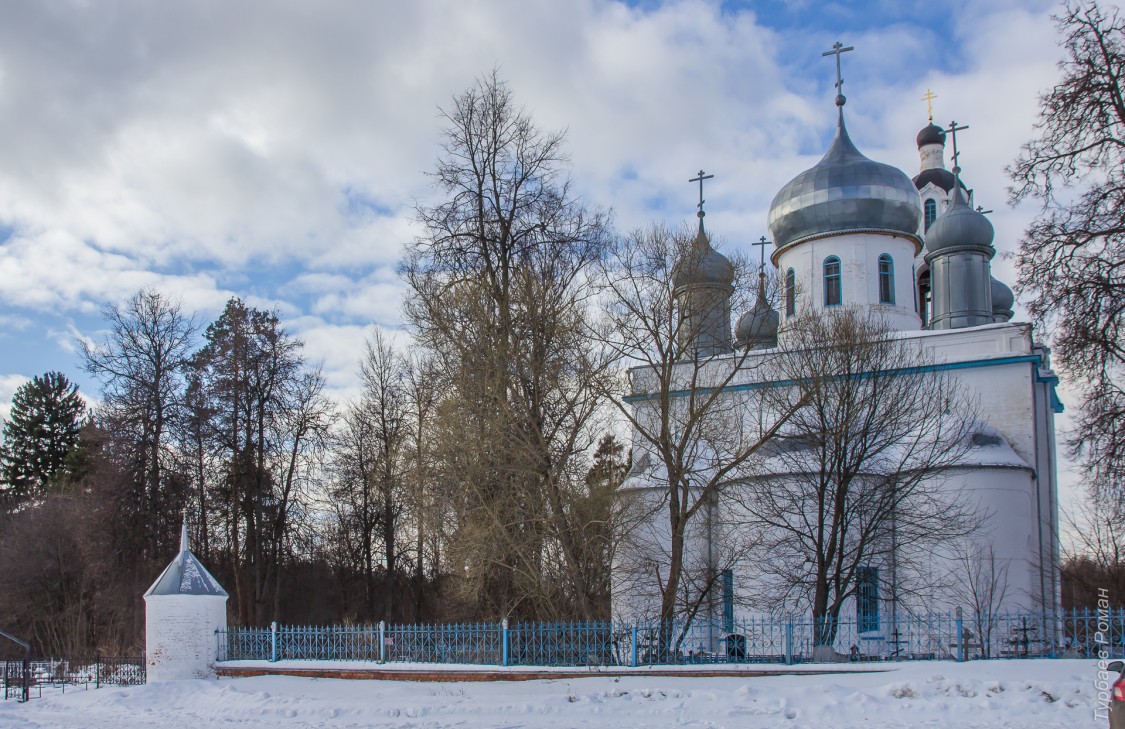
[0,659,1107,728]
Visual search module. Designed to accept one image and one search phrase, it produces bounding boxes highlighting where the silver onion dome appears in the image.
[768,114,922,251]
[991,276,1014,321]
[672,220,734,291]
[924,188,994,254]
[734,276,779,350]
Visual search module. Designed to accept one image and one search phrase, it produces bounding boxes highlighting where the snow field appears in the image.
[0,658,1106,729]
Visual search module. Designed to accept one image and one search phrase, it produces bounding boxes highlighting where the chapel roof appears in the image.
[144,518,228,598]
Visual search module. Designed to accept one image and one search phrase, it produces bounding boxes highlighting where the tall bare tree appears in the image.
[401,71,613,619]
[742,308,981,656]
[1008,1,1125,509]
[597,223,796,630]
[81,288,196,558]
[192,297,311,624]
[330,330,409,621]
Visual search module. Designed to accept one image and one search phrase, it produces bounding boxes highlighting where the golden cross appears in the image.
[921,89,938,122]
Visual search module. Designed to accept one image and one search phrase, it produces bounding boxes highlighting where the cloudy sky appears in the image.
[0,0,1085,500]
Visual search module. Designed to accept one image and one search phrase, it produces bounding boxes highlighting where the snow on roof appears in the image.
[955,425,1032,470]
[144,518,228,598]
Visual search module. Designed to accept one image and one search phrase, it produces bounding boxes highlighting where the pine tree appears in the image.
[0,371,87,507]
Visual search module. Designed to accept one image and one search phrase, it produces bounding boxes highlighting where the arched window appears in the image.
[878,254,895,304]
[924,199,937,230]
[823,256,842,307]
[785,268,796,317]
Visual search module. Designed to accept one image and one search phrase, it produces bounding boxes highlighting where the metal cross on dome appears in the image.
[822,41,854,106]
[689,169,714,218]
[946,120,970,174]
[751,235,770,273]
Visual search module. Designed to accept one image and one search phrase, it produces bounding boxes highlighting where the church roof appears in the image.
[671,219,734,290]
[924,186,994,255]
[916,122,946,148]
[768,113,922,251]
[957,425,1031,469]
[144,519,228,598]
[913,168,966,194]
[734,274,779,349]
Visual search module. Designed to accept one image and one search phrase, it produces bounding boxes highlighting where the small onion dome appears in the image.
[991,276,1015,321]
[768,115,922,251]
[924,188,995,255]
[916,122,946,148]
[734,277,780,350]
[913,168,967,193]
[672,220,734,291]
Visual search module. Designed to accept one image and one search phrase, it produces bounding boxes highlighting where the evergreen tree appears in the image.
[0,372,87,506]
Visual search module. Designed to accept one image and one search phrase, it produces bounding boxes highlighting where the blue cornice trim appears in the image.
[623,354,1045,403]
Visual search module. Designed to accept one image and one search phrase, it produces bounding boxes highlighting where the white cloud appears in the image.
[0,373,28,426]
[0,0,1083,502]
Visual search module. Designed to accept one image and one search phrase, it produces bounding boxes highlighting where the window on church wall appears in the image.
[823,256,842,307]
[912,264,918,313]
[856,566,879,632]
[918,269,931,326]
[785,268,796,317]
[924,199,937,230]
[721,569,734,633]
[878,254,895,305]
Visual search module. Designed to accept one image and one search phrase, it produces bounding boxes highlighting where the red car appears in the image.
[1110,660,1125,729]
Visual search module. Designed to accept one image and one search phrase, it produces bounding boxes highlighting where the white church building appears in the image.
[612,53,1062,653]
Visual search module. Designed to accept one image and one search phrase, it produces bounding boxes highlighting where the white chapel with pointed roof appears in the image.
[144,516,228,681]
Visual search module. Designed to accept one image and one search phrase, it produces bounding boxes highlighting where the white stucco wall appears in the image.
[774,231,923,331]
[145,594,228,681]
[614,322,1061,624]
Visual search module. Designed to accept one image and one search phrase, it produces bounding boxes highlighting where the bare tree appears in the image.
[192,297,309,624]
[401,71,614,619]
[1008,1,1125,509]
[402,352,445,620]
[948,543,1009,659]
[596,223,797,632]
[330,330,410,621]
[1061,494,1125,608]
[741,307,981,657]
[81,289,196,558]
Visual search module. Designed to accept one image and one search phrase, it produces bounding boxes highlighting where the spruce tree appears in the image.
[0,371,86,506]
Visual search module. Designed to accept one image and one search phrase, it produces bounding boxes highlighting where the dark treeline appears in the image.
[0,289,627,656]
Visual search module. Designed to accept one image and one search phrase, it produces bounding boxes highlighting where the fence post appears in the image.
[785,620,794,665]
[630,624,638,668]
[95,656,100,689]
[955,608,964,662]
[378,621,386,663]
[269,622,278,662]
[501,619,510,667]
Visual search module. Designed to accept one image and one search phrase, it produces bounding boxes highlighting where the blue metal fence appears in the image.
[216,608,1125,667]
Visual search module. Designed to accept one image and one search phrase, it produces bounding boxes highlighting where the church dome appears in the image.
[991,276,1015,321]
[768,116,923,251]
[672,221,734,290]
[924,189,994,254]
[917,123,946,148]
[734,280,779,350]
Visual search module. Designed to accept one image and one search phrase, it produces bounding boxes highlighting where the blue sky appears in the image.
[0,0,1079,495]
